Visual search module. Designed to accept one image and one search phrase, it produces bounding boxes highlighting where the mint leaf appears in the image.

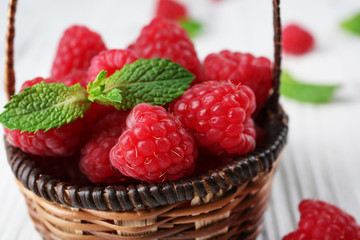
[87,70,122,104]
[0,82,91,132]
[179,19,203,38]
[87,58,195,110]
[341,12,360,35]
[280,71,340,103]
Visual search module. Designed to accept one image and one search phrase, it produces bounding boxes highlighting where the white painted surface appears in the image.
[0,0,359,239]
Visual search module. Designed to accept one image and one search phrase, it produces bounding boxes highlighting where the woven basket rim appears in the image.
[6,107,288,212]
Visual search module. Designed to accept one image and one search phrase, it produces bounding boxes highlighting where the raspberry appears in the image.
[61,70,89,88]
[80,111,129,183]
[156,0,187,20]
[202,50,273,112]
[5,77,87,157]
[110,103,197,183]
[282,24,314,55]
[133,17,201,83]
[88,49,139,82]
[20,77,57,89]
[83,103,115,129]
[283,200,360,240]
[5,118,85,157]
[51,25,106,80]
[171,81,256,156]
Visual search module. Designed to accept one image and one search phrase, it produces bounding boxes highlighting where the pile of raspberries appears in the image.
[5,17,273,184]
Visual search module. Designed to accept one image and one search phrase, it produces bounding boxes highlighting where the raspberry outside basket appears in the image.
[4,0,288,239]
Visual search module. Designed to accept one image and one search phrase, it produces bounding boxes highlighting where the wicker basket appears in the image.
[4,0,288,239]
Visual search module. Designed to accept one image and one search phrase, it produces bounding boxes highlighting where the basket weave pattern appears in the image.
[18,164,276,240]
[4,0,287,239]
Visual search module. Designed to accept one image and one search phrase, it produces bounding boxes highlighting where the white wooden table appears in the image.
[0,0,359,239]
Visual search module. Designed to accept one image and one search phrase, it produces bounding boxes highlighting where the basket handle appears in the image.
[4,0,281,111]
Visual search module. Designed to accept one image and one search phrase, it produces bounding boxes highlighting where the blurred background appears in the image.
[0,0,359,239]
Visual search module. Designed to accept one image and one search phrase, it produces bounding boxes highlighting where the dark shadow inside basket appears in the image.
[5,104,288,212]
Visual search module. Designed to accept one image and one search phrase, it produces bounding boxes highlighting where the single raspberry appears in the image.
[80,111,130,183]
[51,25,106,80]
[5,77,87,157]
[133,17,201,83]
[5,118,86,157]
[202,50,273,112]
[156,0,187,20]
[171,81,256,156]
[110,103,197,183]
[282,24,314,55]
[88,49,139,82]
[283,200,360,240]
[20,77,57,90]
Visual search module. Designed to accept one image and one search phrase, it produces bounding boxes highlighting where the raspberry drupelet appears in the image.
[171,81,256,156]
[51,25,106,80]
[202,50,273,113]
[132,17,201,83]
[110,103,197,183]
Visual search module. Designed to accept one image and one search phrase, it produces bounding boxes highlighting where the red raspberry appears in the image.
[283,200,360,240]
[51,25,106,80]
[282,24,314,55]
[5,118,85,157]
[83,103,115,129]
[133,17,201,83]
[61,70,89,88]
[156,0,187,20]
[80,111,130,183]
[20,77,57,89]
[88,49,139,82]
[110,103,197,183]
[171,81,256,156]
[5,77,87,157]
[202,50,273,112]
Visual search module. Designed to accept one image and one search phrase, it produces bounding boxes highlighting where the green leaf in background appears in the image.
[0,82,91,132]
[280,71,340,103]
[341,12,360,35]
[179,19,203,38]
[87,58,195,110]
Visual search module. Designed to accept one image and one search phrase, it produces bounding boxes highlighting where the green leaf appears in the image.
[0,82,91,132]
[179,18,203,38]
[280,71,340,103]
[87,58,195,110]
[341,12,360,35]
